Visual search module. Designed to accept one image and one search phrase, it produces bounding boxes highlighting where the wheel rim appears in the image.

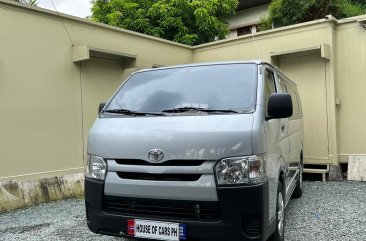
[277,191,284,236]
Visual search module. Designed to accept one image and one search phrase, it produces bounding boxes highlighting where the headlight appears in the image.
[85,154,107,180]
[215,156,266,185]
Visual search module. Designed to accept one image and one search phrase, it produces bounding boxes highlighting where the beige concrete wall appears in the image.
[278,55,330,163]
[193,21,333,63]
[0,0,192,182]
[0,3,83,181]
[335,19,366,163]
[80,58,126,156]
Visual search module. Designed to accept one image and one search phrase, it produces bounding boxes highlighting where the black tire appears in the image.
[268,181,285,241]
[292,156,303,199]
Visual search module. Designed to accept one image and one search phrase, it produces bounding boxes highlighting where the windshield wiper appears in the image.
[104,108,165,116]
[200,108,240,113]
[161,107,240,114]
[161,107,204,113]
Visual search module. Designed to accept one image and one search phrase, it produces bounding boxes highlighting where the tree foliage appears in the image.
[261,0,366,29]
[91,0,238,46]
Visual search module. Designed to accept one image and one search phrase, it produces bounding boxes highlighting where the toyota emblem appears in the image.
[148,149,164,162]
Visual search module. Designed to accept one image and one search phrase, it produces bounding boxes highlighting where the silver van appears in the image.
[84,61,304,241]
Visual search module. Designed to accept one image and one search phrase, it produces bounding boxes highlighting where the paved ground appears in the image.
[1,181,366,241]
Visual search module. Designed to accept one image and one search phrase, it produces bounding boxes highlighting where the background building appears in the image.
[224,0,271,38]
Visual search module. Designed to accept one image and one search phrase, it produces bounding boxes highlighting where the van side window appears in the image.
[265,70,276,96]
[280,82,288,93]
[264,69,276,115]
[290,90,300,116]
[278,74,302,118]
[291,89,302,117]
[295,89,302,115]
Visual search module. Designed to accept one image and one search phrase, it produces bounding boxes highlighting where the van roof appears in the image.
[132,61,297,86]
[134,60,272,74]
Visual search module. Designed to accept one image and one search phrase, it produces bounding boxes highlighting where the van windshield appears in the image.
[105,63,257,115]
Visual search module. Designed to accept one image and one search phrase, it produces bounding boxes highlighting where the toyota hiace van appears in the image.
[84,61,304,241]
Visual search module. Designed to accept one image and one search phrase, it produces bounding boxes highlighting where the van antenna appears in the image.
[250,26,261,59]
[50,0,74,44]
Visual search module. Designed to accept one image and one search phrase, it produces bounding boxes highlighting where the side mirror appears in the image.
[98,102,106,114]
[267,93,293,119]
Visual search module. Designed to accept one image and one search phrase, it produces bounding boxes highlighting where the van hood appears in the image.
[87,114,253,161]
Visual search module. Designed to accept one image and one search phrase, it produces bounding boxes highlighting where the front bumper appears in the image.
[85,178,271,241]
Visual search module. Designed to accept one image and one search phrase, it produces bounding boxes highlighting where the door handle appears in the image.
[281,123,286,131]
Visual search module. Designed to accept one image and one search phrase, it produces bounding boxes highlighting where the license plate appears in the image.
[128,219,186,241]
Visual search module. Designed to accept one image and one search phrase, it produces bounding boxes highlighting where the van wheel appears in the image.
[292,158,303,198]
[268,182,285,241]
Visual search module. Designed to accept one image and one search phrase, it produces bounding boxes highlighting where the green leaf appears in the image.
[262,0,366,28]
[91,0,239,45]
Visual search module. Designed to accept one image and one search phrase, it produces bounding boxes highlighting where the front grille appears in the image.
[103,196,221,221]
[242,214,261,237]
[115,159,206,166]
[117,172,201,181]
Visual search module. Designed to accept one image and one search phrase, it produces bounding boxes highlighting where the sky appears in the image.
[37,0,92,18]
